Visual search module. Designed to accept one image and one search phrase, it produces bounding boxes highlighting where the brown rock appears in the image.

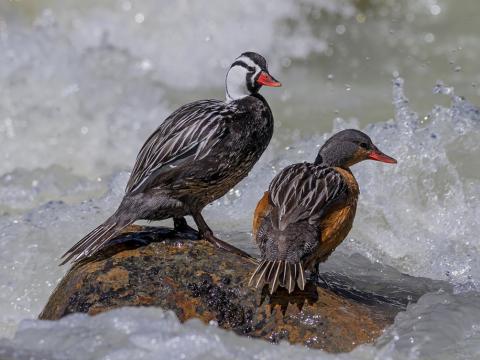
[40,226,400,353]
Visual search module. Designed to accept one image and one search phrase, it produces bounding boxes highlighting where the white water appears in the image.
[1,0,480,359]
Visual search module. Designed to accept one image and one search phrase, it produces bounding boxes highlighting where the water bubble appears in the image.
[433,81,454,96]
[134,13,145,23]
[336,25,346,35]
[139,59,153,71]
[430,5,442,16]
[356,13,366,23]
[424,33,435,43]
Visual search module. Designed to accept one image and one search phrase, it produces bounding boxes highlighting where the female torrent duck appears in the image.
[249,129,396,293]
[61,52,281,264]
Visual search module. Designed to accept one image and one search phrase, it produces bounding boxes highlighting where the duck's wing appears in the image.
[249,163,350,294]
[268,163,349,231]
[125,100,236,195]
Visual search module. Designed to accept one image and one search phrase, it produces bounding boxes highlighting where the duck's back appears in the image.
[126,95,273,209]
[250,163,358,293]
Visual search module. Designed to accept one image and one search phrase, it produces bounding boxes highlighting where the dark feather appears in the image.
[126,100,236,195]
[269,163,348,231]
[60,215,130,265]
[63,95,273,265]
[249,259,306,294]
[250,162,352,294]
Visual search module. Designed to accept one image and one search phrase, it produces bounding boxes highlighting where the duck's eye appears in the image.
[359,142,369,149]
[247,66,255,72]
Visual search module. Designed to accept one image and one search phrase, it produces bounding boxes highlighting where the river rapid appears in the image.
[1,1,480,359]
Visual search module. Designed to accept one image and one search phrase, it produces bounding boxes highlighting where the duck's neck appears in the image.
[314,153,354,170]
[225,67,252,103]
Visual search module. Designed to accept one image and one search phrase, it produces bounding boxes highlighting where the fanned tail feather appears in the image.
[60,215,131,265]
[248,260,306,294]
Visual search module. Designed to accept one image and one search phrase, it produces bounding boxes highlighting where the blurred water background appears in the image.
[1,1,480,359]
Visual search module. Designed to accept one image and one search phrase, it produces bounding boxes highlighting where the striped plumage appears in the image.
[268,164,348,231]
[249,129,396,294]
[61,52,280,265]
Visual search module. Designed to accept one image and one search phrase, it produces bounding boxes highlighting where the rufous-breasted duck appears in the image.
[249,129,396,293]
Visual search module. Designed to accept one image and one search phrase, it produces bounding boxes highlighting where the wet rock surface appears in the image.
[41,226,411,353]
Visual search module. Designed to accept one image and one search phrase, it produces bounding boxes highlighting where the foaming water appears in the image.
[0,0,328,176]
[208,77,480,290]
[2,1,480,359]
[0,171,128,336]
[2,292,480,360]
[1,78,480,359]
[349,78,480,288]
[2,0,475,175]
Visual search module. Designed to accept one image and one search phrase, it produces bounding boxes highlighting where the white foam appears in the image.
[1,77,479,358]
[2,293,480,360]
[2,1,480,358]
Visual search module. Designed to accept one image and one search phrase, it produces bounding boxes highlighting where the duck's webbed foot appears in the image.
[192,212,256,263]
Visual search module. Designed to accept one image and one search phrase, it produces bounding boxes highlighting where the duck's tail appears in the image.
[248,259,306,294]
[59,214,133,265]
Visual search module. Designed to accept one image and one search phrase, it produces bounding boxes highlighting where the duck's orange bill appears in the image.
[257,72,282,87]
[368,150,397,164]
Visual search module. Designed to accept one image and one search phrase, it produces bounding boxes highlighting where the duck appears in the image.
[249,129,396,294]
[61,51,281,265]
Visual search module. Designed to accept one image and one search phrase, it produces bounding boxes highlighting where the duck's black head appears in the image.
[225,51,281,102]
[314,129,397,167]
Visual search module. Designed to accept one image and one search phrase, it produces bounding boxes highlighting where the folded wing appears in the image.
[249,163,349,294]
[126,100,236,195]
[269,163,348,231]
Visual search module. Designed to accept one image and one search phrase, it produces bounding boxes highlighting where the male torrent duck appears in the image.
[61,52,281,264]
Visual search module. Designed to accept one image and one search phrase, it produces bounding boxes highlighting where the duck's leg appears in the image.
[311,263,333,288]
[192,212,255,261]
[173,216,200,238]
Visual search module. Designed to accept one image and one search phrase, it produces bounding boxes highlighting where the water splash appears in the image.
[2,1,480,358]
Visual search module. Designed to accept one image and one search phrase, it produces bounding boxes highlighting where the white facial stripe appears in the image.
[225,55,266,102]
[235,55,263,88]
[225,65,250,102]
[235,55,258,69]
[252,67,261,85]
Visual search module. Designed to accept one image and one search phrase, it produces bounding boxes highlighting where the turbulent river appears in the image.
[1,0,480,359]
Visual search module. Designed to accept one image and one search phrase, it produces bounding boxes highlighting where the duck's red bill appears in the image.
[257,72,282,87]
[368,150,397,164]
